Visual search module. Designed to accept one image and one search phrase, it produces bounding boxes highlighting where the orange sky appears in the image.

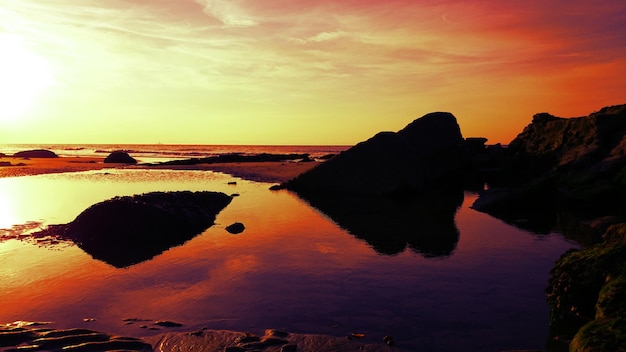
[0,0,625,145]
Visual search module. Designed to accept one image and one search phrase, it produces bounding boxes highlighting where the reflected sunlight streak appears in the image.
[0,195,18,229]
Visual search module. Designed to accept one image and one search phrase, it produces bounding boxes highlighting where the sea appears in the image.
[0,144,579,351]
[0,144,348,163]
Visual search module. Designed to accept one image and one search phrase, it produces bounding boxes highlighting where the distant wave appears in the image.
[0,144,349,162]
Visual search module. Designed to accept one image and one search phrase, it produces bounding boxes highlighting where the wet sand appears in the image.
[0,156,316,183]
[142,161,316,183]
[0,156,111,179]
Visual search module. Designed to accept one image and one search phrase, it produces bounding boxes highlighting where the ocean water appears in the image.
[0,144,349,163]
[0,145,579,351]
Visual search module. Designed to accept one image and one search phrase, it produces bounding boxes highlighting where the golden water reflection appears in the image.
[0,170,580,351]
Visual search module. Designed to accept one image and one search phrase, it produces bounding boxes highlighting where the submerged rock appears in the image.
[37,191,232,267]
[283,112,469,196]
[104,151,137,164]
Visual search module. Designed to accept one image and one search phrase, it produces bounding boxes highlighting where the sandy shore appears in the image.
[0,156,316,183]
[0,156,112,179]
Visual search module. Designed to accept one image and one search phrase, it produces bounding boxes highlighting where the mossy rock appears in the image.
[604,223,626,242]
[570,318,626,352]
[547,236,626,349]
[596,275,626,319]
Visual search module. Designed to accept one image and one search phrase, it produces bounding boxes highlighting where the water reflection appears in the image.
[0,171,580,351]
[293,189,464,257]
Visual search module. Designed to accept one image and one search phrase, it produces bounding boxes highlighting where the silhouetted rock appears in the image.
[104,151,137,164]
[473,104,626,230]
[36,191,232,267]
[464,137,488,154]
[152,153,311,166]
[13,149,58,158]
[225,222,245,234]
[283,112,468,195]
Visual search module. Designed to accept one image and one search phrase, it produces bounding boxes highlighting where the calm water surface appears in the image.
[0,169,579,351]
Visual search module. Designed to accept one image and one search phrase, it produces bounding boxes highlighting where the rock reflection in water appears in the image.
[293,189,464,257]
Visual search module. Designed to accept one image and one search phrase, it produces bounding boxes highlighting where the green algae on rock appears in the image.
[546,223,626,351]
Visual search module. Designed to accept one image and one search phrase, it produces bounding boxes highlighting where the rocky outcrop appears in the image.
[104,151,137,164]
[473,104,626,230]
[13,149,58,158]
[282,112,469,196]
[146,328,409,352]
[37,191,232,267]
[0,323,152,351]
[546,223,626,351]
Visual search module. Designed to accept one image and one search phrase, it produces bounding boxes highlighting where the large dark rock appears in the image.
[104,151,137,164]
[13,149,58,158]
[507,104,626,180]
[283,112,468,195]
[473,104,626,229]
[38,191,232,267]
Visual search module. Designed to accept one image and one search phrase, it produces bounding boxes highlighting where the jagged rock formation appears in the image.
[282,112,469,196]
[473,104,626,229]
[37,191,232,267]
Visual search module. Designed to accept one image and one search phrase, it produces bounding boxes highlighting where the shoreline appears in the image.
[0,156,318,183]
[0,322,402,352]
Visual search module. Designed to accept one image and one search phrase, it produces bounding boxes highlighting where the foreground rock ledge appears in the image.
[0,324,406,352]
[145,328,408,352]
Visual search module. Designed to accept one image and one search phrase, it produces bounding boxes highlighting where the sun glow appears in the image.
[0,33,53,122]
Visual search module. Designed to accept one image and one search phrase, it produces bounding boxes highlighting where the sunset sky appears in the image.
[0,0,625,145]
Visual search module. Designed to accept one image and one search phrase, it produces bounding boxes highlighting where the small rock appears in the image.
[104,151,137,164]
[281,344,297,352]
[383,335,394,346]
[226,222,245,234]
[154,320,183,328]
[224,347,246,352]
[265,329,289,338]
[13,149,58,158]
[234,333,259,344]
[228,181,237,185]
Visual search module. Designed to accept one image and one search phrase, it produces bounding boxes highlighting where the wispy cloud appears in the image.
[195,0,257,27]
